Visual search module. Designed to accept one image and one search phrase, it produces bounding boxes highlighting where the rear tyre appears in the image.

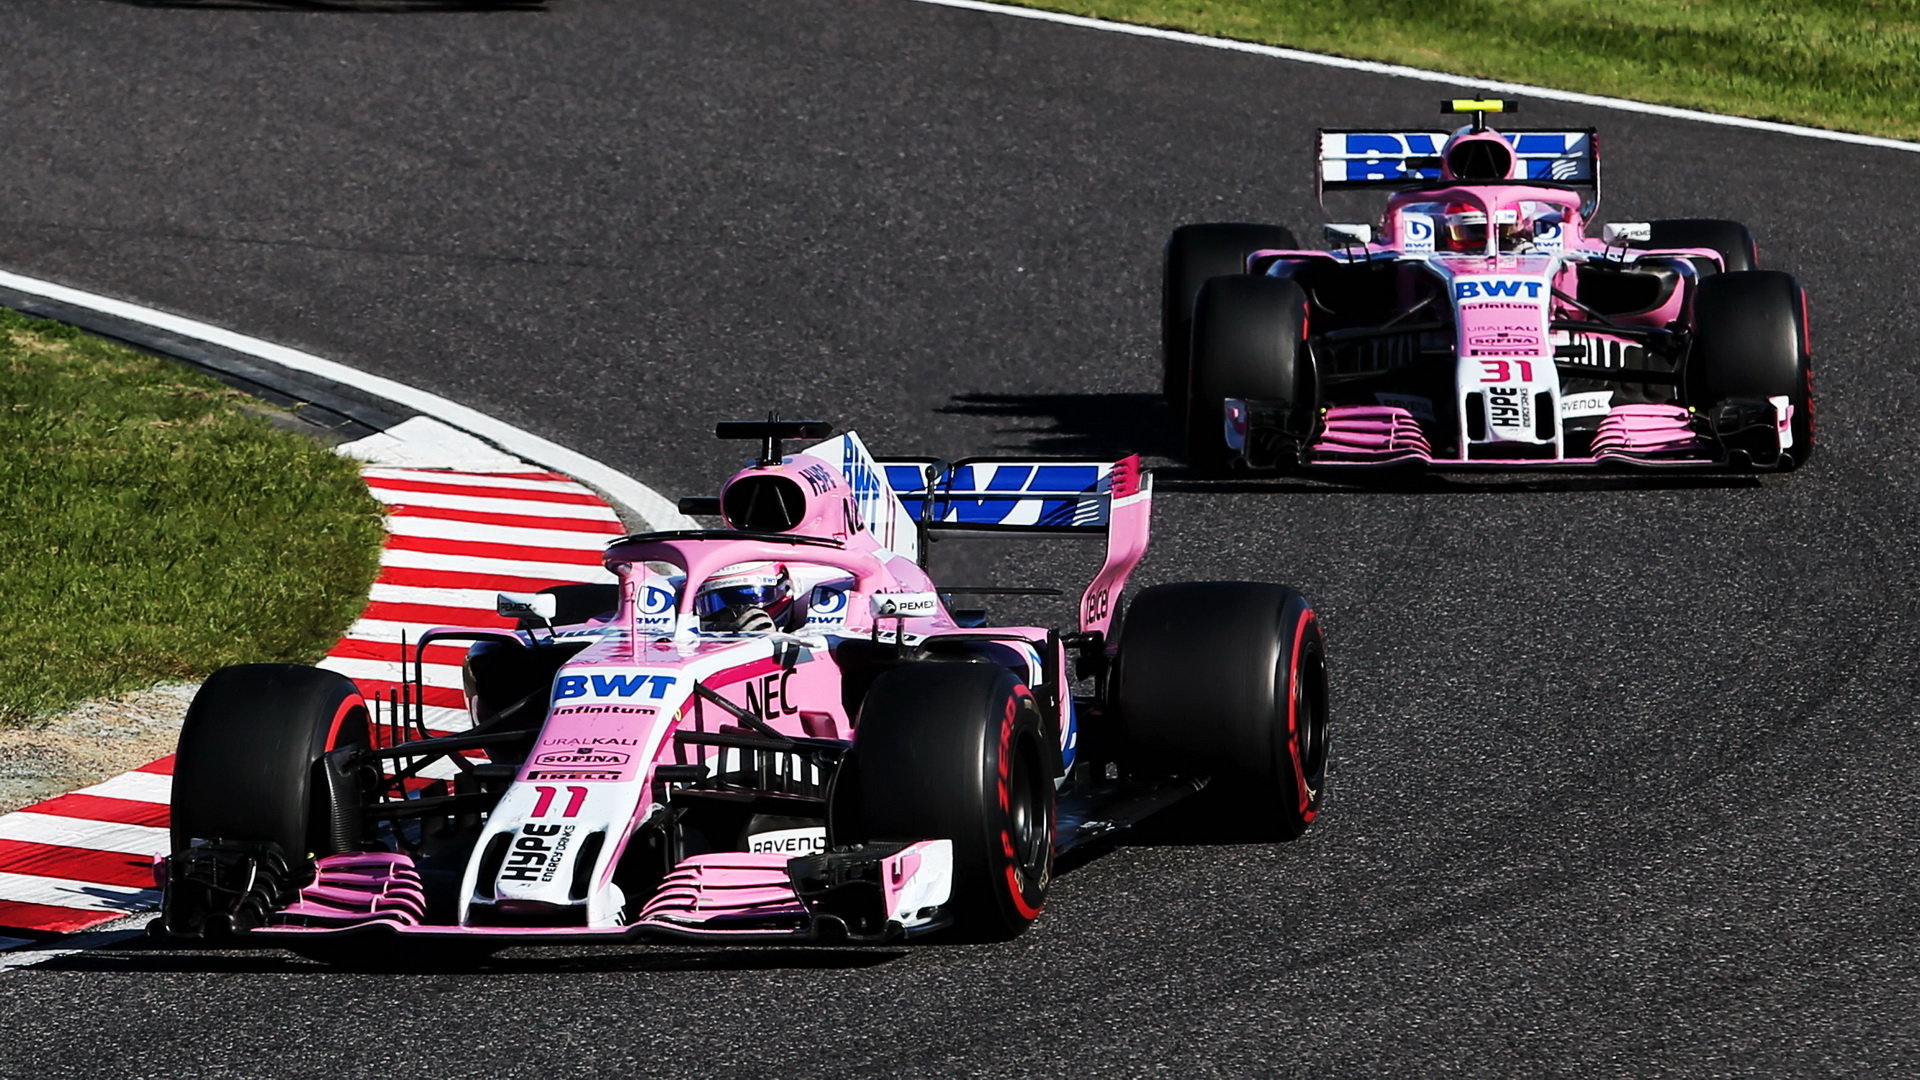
[1113,583,1329,841]
[1164,223,1299,414]
[829,663,1055,941]
[1640,219,1758,275]
[1686,270,1815,469]
[170,664,371,863]
[1186,275,1313,474]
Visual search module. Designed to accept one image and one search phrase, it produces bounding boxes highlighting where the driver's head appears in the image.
[1440,204,1487,253]
[694,561,794,633]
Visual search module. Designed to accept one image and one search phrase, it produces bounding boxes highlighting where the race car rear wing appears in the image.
[873,454,1152,636]
[873,456,1138,535]
[1317,128,1600,213]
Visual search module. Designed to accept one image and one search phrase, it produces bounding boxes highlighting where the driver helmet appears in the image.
[1439,204,1488,253]
[694,561,794,633]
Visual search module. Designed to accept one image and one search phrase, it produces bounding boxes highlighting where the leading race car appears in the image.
[157,420,1330,954]
[1166,100,1815,474]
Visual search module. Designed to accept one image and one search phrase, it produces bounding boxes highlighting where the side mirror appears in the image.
[497,592,558,622]
[1601,222,1651,244]
[1324,223,1374,246]
[870,592,940,618]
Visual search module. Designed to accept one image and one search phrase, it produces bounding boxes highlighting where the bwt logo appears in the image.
[1455,279,1544,301]
[636,585,675,617]
[555,673,676,700]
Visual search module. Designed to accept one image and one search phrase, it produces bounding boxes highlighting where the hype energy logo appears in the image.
[1454,278,1546,302]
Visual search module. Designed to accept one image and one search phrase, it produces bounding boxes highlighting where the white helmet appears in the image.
[694,562,794,632]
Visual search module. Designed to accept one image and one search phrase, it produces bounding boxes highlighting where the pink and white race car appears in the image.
[1166,100,1814,473]
[159,420,1329,954]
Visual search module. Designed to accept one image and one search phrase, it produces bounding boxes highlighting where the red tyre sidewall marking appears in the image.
[324,693,367,751]
[1797,288,1816,445]
[1285,607,1318,823]
[997,684,1045,921]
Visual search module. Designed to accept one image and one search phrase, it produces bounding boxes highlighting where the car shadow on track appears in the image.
[939,392,1769,493]
[37,935,909,975]
[1153,471,1767,495]
[937,392,1182,459]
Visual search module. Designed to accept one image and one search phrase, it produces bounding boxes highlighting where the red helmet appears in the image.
[1439,204,1487,253]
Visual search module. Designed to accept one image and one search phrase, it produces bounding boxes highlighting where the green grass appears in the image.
[1011,0,1920,141]
[0,310,386,727]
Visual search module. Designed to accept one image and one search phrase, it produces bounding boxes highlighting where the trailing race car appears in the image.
[1166,100,1814,473]
[158,420,1330,953]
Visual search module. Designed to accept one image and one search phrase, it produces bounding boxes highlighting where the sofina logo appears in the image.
[1454,279,1544,301]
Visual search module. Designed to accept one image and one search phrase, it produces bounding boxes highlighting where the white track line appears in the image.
[0,815,169,856]
[382,515,619,550]
[902,0,1920,154]
[378,546,614,584]
[0,873,159,913]
[364,485,624,521]
[70,773,172,806]
[0,269,698,530]
[363,469,606,498]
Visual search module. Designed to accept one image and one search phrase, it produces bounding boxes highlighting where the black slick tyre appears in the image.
[829,663,1055,941]
[1186,275,1313,474]
[1112,582,1329,841]
[1686,270,1815,469]
[1641,219,1759,275]
[170,664,371,864]
[1164,223,1299,414]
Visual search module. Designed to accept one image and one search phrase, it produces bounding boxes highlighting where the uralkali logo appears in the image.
[533,746,631,768]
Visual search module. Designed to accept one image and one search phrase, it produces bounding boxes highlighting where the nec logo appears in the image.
[1455,279,1544,301]
[554,673,675,700]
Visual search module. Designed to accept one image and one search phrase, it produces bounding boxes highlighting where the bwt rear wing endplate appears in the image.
[875,455,1151,636]
[1317,128,1598,194]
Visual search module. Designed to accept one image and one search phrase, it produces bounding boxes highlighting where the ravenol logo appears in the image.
[555,673,676,700]
[1454,279,1545,301]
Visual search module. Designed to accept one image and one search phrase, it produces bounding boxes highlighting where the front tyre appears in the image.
[829,663,1055,941]
[1164,223,1299,414]
[170,664,371,863]
[1113,583,1329,841]
[1686,270,1815,470]
[1186,275,1314,475]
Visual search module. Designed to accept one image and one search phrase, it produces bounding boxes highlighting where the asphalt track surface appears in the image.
[3,1,1916,1076]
